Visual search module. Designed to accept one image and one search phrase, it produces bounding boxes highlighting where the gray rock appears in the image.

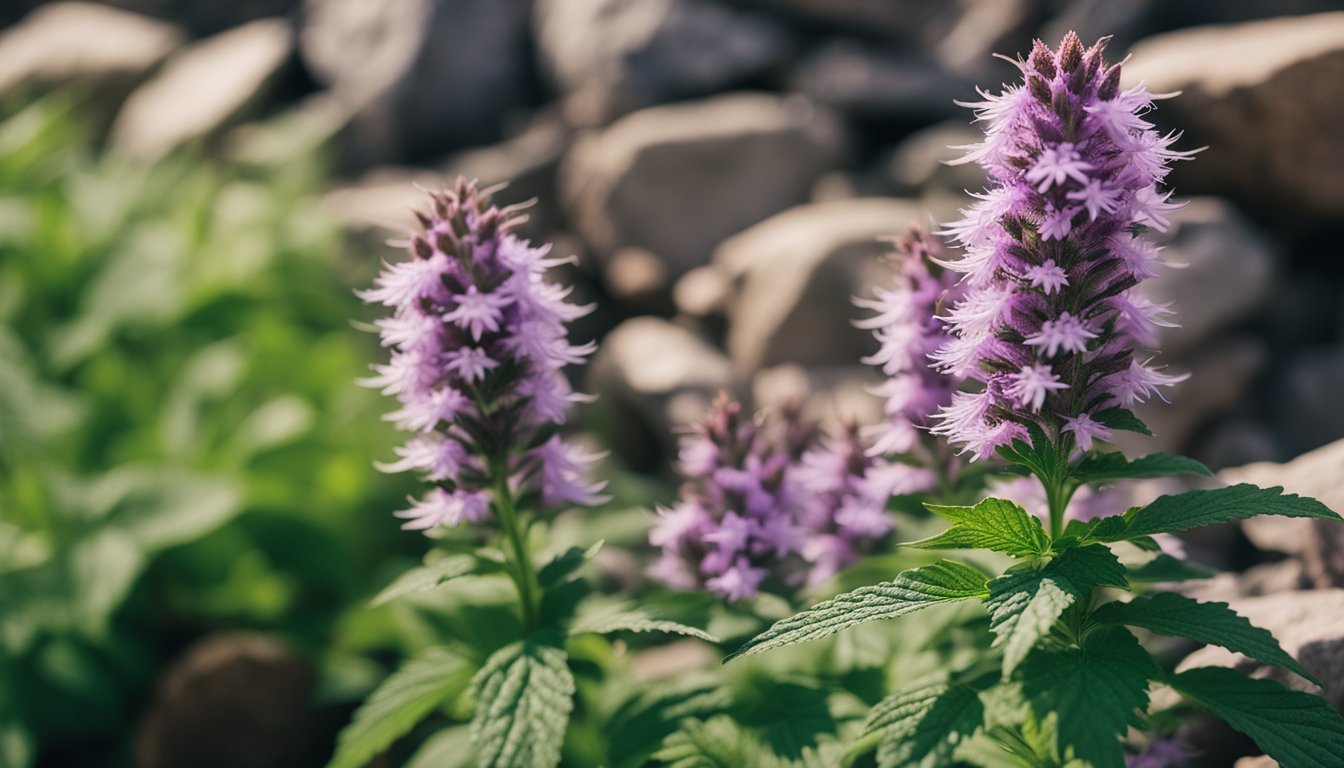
[1273,347,1344,457]
[0,2,182,95]
[300,0,533,166]
[880,121,986,197]
[534,0,792,127]
[1123,13,1344,226]
[1185,559,1310,604]
[1039,0,1155,55]
[752,364,883,434]
[715,197,923,373]
[1233,756,1277,768]
[785,40,966,120]
[673,265,731,319]
[737,0,945,40]
[1190,418,1281,471]
[1220,437,1344,588]
[561,92,844,278]
[604,247,672,314]
[1139,198,1278,356]
[108,18,293,162]
[1177,590,1344,710]
[586,317,737,471]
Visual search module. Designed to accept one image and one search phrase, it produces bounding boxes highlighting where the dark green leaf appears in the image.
[1092,407,1152,436]
[1090,484,1341,542]
[1094,592,1319,684]
[471,641,575,768]
[1050,545,1128,592]
[569,607,717,642]
[910,498,1050,558]
[1126,554,1216,583]
[1071,452,1211,485]
[724,561,988,661]
[1169,667,1344,768]
[537,540,604,588]
[370,555,481,607]
[654,716,763,768]
[1021,627,1156,768]
[327,648,471,768]
[606,680,730,768]
[734,677,837,760]
[864,683,983,768]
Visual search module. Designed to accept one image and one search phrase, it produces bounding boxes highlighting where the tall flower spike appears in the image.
[793,422,894,586]
[932,34,1196,459]
[360,178,606,533]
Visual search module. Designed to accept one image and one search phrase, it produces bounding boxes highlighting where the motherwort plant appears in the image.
[728,34,1344,768]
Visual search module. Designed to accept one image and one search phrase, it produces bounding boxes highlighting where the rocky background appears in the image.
[3,2,1344,766]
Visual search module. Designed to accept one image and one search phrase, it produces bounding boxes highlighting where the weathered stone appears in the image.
[1123,13,1344,226]
[561,92,844,278]
[534,0,792,126]
[0,3,182,95]
[586,317,737,471]
[1190,418,1281,471]
[713,197,927,373]
[1273,347,1344,457]
[752,364,883,433]
[604,248,672,314]
[1220,437,1344,587]
[785,40,966,120]
[673,265,731,319]
[1177,590,1344,710]
[880,121,986,197]
[109,18,293,162]
[300,0,533,165]
[1233,756,1277,768]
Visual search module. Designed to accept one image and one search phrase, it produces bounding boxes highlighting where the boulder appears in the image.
[784,40,967,120]
[1272,347,1344,457]
[1123,13,1344,227]
[534,0,792,126]
[561,92,844,278]
[604,248,672,315]
[108,18,293,162]
[714,197,924,372]
[752,364,884,433]
[880,121,985,198]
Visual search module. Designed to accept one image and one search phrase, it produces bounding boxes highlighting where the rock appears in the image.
[1233,756,1277,768]
[604,248,672,314]
[586,317,737,471]
[1123,13,1344,227]
[752,364,883,432]
[1190,418,1281,471]
[1138,198,1278,356]
[927,0,1042,83]
[1273,347,1344,457]
[785,40,967,120]
[1220,437,1344,587]
[1177,590,1344,710]
[737,0,943,40]
[714,197,923,372]
[108,18,294,162]
[300,0,534,166]
[673,265,731,319]
[534,0,792,127]
[1039,0,1156,54]
[1185,560,1310,604]
[561,92,844,278]
[0,2,182,95]
[136,634,324,768]
[880,121,986,197]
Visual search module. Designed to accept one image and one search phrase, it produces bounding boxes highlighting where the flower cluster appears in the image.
[359,178,606,533]
[931,33,1195,459]
[793,422,893,585]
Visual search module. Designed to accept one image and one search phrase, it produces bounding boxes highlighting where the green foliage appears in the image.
[327,648,472,768]
[569,606,717,642]
[1169,667,1344,768]
[1124,554,1216,583]
[470,640,575,768]
[1090,408,1152,436]
[725,561,988,661]
[986,566,1076,677]
[1089,484,1341,542]
[405,726,475,768]
[863,682,983,768]
[654,716,763,768]
[911,498,1050,558]
[1070,452,1211,485]
[370,554,486,607]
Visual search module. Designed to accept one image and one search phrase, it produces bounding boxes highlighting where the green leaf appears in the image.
[1126,554,1216,583]
[1091,407,1153,436]
[734,676,838,760]
[471,641,575,768]
[1071,452,1212,485]
[910,498,1050,558]
[1021,626,1156,768]
[724,561,988,661]
[864,683,984,768]
[1093,592,1319,685]
[1169,666,1344,768]
[327,648,472,768]
[606,680,730,768]
[570,607,717,642]
[538,540,604,588]
[370,555,481,607]
[1090,484,1341,542]
[995,422,1061,482]
[1050,544,1128,592]
[0,722,33,768]
[406,726,474,768]
[655,716,764,768]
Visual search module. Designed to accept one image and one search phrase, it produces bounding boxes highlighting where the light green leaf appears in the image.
[370,555,481,607]
[1021,626,1156,768]
[471,641,575,768]
[864,683,983,768]
[1094,592,1319,684]
[910,498,1050,558]
[1071,452,1211,485]
[1090,484,1340,542]
[405,726,474,768]
[327,648,471,768]
[654,716,763,768]
[1170,666,1344,768]
[570,608,717,642]
[538,540,604,587]
[724,561,988,661]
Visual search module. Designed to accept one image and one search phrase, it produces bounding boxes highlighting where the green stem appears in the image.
[492,467,540,633]
[1046,476,1069,541]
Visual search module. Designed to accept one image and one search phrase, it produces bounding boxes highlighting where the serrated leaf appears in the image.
[864,683,983,768]
[655,716,763,768]
[1126,554,1216,583]
[1071,452,1212,485]
[370,555,481,607]
[1021,626,1156,768]
[1090,484,1341,542]
[1091,407,1152,436]
[910,498,1050,558]
[734,676,838,760]
[538,540,604,588]
[1169,666,1344,768]
[570,608,717,642]
[327,648,471,768]
[725,561,988,661]
[995,422,1061,482]
[1050,544,1128,591]
[1094,592,1319,684]
[471,641,575,768]
[607,680,731,768]
[406,726,474,768]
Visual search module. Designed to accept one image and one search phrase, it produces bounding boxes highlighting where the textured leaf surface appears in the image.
[725,561,988,661]
[1071,452,1211,485]
[471,641,575,768]
[654,716,763,768]
[1094,592,1318,684]
[1125,554,1216,583]
[370,555,480,607]
[912,498,1050,558]
[1021,627,1156,768]
[570,609,716,642]
[328,648,470,768]
[864,683,983,768]
[1170,667,1344,768]
[1091,407,1152,436]
[1090,484,1340,542]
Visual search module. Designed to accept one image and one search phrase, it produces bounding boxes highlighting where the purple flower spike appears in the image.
[933,33,1197,459]
[794,422,895,586]
[360,179,605,533]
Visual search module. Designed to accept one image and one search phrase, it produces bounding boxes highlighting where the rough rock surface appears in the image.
[561,92,843,277]
[785,40,966,120]
[1273,348,1344,458]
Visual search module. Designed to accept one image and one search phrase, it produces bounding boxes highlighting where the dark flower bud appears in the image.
[1058,31,1083,73]
[1028,73,1053,104]
[1029,39,1056,80]
[1098,64,1122,100]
